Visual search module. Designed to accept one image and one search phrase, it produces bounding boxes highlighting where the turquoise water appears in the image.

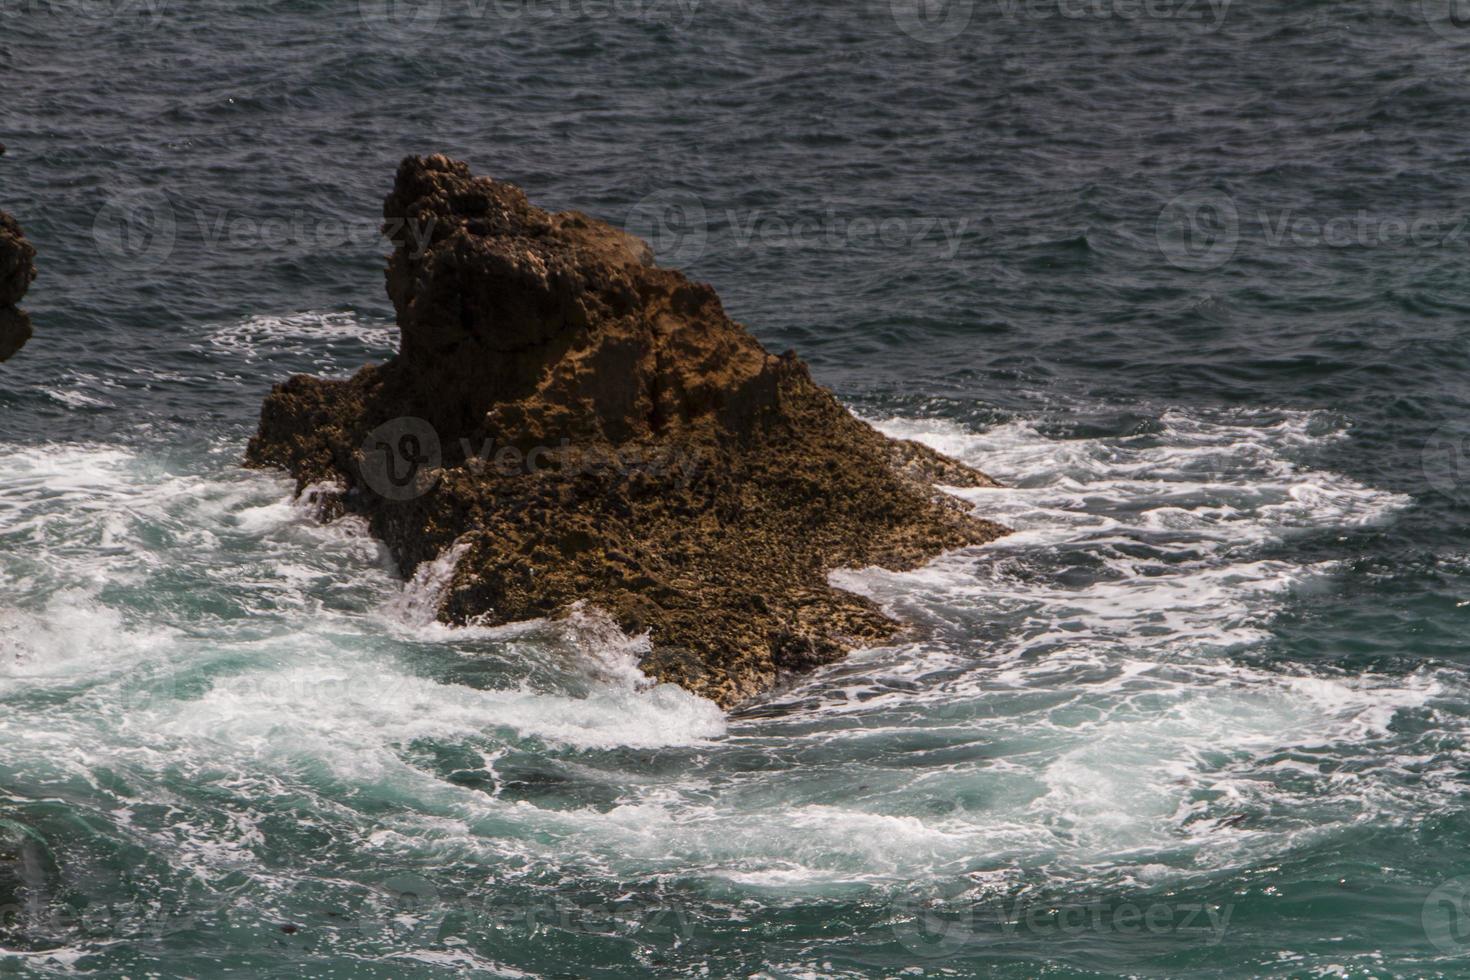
[5,1,1470,976]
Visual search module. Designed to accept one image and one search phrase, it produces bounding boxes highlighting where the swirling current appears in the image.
[3,0,1470,976]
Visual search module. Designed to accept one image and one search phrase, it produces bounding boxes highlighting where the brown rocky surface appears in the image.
[0,210,35,362]
[247,154,1008,706]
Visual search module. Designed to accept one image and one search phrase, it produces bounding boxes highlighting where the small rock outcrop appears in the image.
[247,155,1008,706]
[0,211,35,361]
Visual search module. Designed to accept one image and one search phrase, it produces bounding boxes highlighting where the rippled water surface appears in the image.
[4,1,1470,976]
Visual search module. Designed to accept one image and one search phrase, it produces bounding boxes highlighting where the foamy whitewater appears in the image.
[3,377,1451,975]
[8,2,1470,970]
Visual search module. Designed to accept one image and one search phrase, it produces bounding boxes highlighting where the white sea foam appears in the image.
[0,411,1450,906]
[204,310,398,361]
[152,656,725,765]
[610,406,1432,888]
[0,444,723,778]
[383,539,472,628]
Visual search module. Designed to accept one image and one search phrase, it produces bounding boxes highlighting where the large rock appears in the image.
[247,155,1008,706]
[0,211,35,361]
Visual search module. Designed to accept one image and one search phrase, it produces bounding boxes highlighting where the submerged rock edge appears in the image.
[0,211,36,362]
[246,154,1009,707]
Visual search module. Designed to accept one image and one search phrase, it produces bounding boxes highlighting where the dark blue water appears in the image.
[4,1,1470,976]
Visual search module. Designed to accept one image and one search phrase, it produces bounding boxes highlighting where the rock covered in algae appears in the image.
[247,154,1007,706]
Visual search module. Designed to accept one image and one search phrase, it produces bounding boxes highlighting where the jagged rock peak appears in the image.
[247,156,1008,706]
